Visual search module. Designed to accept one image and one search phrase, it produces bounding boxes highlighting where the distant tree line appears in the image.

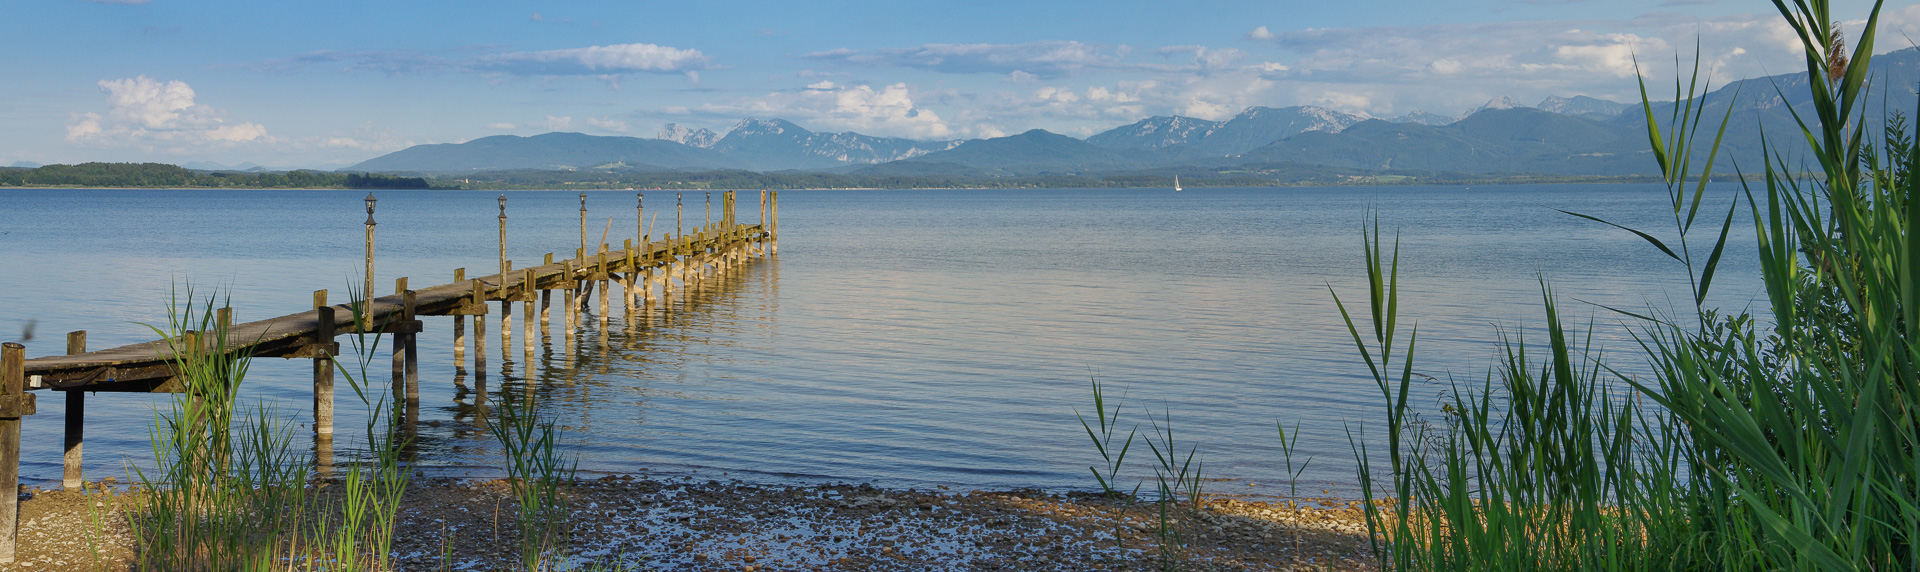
[0,163,438,189]
[345,173,430,189]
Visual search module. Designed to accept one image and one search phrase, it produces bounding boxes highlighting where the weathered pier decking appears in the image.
[0,189,780,563]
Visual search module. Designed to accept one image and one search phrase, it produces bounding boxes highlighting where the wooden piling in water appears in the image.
[541,254,553,337]
[1,342,29,564]
[597,250,611,325]
[401,288,419,404]
[472,279,488,374]
[62,331,84,491]
[523,268,536,359]
[501,261,514,360]
[313,290,335,440]
[453,268,466,366]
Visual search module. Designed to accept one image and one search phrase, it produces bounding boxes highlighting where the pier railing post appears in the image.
[63,331,85,491]
[1,343,29,564]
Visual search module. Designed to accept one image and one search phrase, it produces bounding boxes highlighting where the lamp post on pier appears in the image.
[497,195,508,285]
[363,193,377,330]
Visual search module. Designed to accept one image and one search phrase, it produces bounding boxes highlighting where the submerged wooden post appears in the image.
[597,250,610,323]
[670,233,683,298]
[471,279,488,373]
[62,331,85,491]
[313,290,335,440]
[400,288,419,404]
[501,261,514,361]
[541,254,554,337]
[453,268,466,366]
[772,190,780,255]
[523,268,536,359]
[624,239,638,313]
[1,343,28,564]
[562,259,577,330]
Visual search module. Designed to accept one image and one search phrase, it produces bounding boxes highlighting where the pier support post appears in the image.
[62,331,85,491]
[523,268,536,360]
[0,343,27,564]
[396,287,418,405]
[663,233,676,299]
[540,271,552,339]
[471,279,488,374]
[313,290,335,444]
[597,251,611,326]
[501,262,513,362]
[453,269,466,368]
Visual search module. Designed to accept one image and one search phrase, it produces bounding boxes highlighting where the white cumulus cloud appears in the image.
[66,76,271,151]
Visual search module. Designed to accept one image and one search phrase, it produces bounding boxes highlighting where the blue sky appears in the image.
[3,0,1913,168]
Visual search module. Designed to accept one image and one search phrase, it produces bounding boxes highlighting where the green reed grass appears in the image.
[123,282,410,571]
[1337,1,1920,569]
[1075,375,1137,500]
[486,389,578,571]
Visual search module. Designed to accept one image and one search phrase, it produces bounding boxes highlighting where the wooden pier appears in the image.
[0,189,779,563]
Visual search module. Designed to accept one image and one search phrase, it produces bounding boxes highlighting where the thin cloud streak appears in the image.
[245,43,711,78]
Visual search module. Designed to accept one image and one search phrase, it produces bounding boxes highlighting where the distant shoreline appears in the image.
[2,161,1749,191]
[0,176,1731,191]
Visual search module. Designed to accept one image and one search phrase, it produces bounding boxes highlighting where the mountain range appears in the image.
[347,47,1920,180]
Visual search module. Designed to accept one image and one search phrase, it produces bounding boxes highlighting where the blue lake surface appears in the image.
[0,185,1762,496]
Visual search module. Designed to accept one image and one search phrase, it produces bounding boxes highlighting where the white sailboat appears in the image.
[1173,175,1182,192]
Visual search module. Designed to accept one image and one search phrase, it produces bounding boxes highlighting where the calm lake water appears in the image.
[0,185,1760,496]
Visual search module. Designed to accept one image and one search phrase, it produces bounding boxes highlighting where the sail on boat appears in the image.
[1173,175,1182,192]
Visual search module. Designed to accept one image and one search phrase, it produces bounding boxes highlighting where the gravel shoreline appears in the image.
[1,477,1377,571]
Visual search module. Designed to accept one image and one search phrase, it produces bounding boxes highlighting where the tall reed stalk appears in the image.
[487,389,577,571]
[1340,0,1920,569]
[125,282,410,571]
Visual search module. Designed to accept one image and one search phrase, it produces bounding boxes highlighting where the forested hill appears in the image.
[0,163,432,189]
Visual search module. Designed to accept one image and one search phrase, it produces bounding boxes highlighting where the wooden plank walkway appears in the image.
[20,225,766,390]
[0,189,780,563]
